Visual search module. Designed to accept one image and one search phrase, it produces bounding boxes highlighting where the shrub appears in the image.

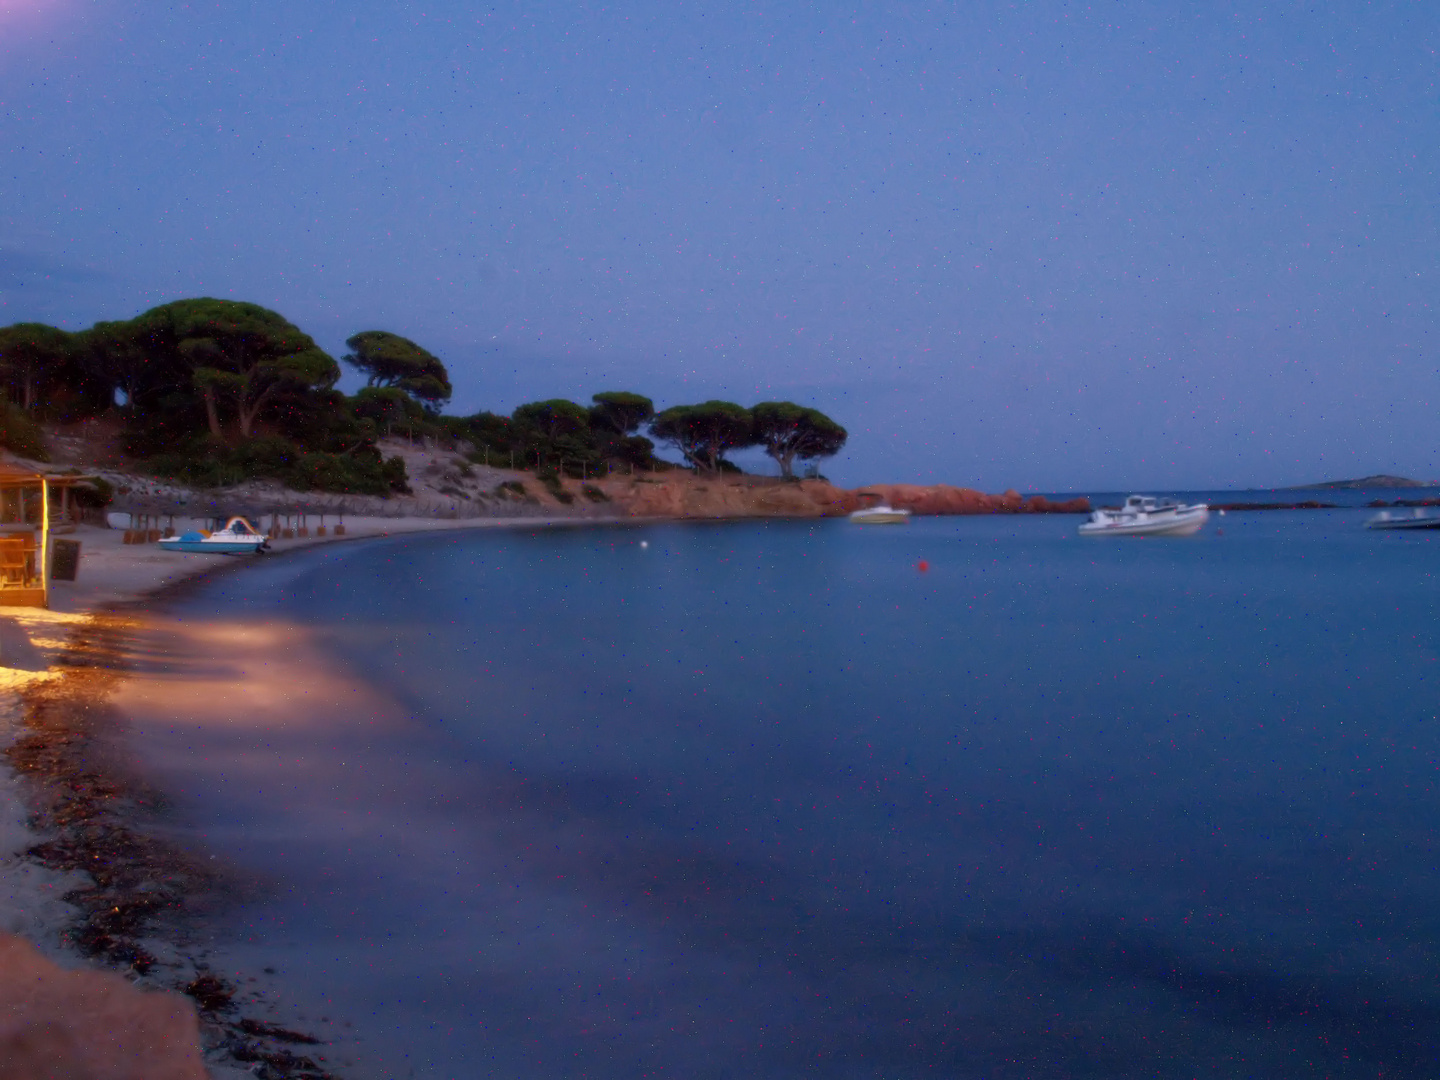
[380,455,410,493]
[560,457,602,480]
[287,452,374,494]
[142,436,410,495]
[581,483,609,503]
[145,452,242,489]
[232,435,297,474]
[0,402,48,461]
[70,476,114,508]
[610,434,656,469]
[535,466,575,504]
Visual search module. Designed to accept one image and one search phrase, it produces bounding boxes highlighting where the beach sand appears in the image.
[0,514,598,1079]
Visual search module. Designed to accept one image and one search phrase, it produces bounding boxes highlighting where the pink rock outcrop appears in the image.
[853,484,1090,516]
[0,933,207,1080]
[599,475,856,518]
[595,474,1089,519]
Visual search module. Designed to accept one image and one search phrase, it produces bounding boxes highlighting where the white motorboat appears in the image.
[158,516,270,555]
[1365,507,1440,530]
[1078,495,1209,537]
[849,504,912,524]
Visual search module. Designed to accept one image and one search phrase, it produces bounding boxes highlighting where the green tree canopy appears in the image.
[589,391,654,436]
[351,386,416,438]
[77,319,172,409]
[343,331,452,409]
[458,411,519,453]
[649,401,755,472]
[0,323,76,413]
[134,299,339,440]
[513,399,591,441]
[750,401,848,478]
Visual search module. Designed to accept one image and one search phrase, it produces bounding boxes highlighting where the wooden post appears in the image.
[39,476,50,608]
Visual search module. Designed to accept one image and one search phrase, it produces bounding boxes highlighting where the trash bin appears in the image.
[50,539,81,582]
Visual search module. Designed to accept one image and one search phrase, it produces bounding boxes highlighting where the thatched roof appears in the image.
[0,464,44,487]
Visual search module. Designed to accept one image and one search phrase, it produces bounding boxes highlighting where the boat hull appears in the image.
[849,508,912,525]
[158,516,269,555]
[1078,507,1208,537]
[157,539,268,555]
[1366,511,1440,530]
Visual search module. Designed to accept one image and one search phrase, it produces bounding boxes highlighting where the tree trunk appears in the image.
[238,384,277,438]
[201,386,223,439]
[778,450,796,479]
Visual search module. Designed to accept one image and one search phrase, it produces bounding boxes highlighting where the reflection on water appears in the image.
[122,513,1440,1077]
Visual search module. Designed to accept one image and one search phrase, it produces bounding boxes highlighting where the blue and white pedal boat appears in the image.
[158,516,270,555]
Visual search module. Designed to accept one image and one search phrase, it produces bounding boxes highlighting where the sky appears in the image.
[1,1,1436,490]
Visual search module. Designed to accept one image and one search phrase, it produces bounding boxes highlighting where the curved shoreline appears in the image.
[1,514,628,1078]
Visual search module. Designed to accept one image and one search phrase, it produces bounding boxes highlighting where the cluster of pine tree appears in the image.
[0,298,846,495]
[457,396,846,482]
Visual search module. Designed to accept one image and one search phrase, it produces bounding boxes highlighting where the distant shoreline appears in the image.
[1285,474,1434,490]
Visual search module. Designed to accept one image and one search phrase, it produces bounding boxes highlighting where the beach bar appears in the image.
[0,465,54,608]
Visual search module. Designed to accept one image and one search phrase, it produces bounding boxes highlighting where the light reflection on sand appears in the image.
[117,617,391,731]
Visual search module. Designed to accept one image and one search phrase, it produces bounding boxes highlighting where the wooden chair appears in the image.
[0,539,28,586]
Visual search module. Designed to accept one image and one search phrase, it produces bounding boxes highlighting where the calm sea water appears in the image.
[133,501,1440,1078]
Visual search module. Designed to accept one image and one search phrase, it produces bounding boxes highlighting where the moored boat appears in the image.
[158,516,270,555]
[849,504,912,524]
[1365,508,1440,530]
[1078,495,1208,537]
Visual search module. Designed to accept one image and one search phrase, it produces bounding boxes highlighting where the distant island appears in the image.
[1289,475,1432,490]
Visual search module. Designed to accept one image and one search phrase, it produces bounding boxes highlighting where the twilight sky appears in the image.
[2,1,1436,490]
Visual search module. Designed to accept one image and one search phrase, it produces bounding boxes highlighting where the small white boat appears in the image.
[1365,508,1440,530]
[158,516,270,555]
[1078,495,1209,537]
[849,504,912,524]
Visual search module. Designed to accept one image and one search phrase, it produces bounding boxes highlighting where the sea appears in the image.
[114,490,1440,1079]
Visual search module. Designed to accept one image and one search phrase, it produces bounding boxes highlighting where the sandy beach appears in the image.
[0,513,605,1079]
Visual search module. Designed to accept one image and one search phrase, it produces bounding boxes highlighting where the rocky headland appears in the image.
[590,473,1090,519]
[39,422,1091,524]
